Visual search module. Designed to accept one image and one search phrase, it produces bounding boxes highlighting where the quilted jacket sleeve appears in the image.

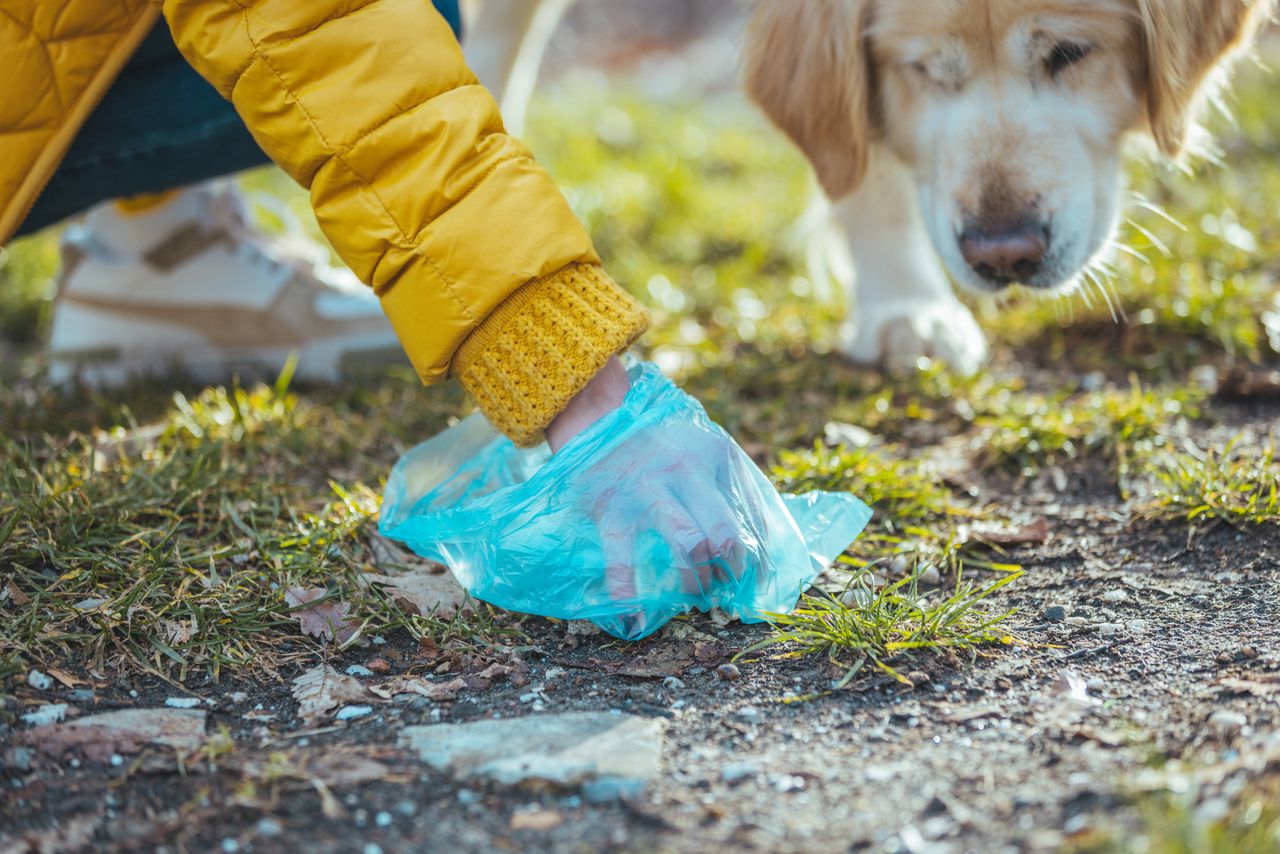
[158,0,648,445]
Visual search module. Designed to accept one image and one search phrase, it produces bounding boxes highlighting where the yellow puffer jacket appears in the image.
[0,0,648,446]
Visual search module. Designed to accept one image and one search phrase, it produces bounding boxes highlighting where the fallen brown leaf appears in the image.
[613,643,699,679]
[367,676,467,702]
[365,570,472,619]
[285,588,360,645]
[46,668,87,688]
[4,579,31,607]
[477,663,515,683]
[291,665,369,723]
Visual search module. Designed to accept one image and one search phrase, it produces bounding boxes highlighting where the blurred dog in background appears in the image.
[465,0,1274,373]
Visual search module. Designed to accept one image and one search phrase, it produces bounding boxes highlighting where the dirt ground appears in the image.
[3,378,1277,853]
[3,3,1279,852]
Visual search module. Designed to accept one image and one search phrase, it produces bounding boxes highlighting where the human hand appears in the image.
[546,356,630,453]
[379,362,871,642]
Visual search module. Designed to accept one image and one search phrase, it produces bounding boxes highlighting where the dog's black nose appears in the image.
[959,222,1049,286]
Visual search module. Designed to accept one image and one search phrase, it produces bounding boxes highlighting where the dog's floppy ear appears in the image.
[1136,0,1274,158]
[743,0,875,199]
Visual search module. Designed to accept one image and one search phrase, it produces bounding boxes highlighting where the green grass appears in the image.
[1079,778,1280,854]
[1144,442,1280,526]
[0,371,515,681]
[974,383,1204,492]
[740,568,1021,687]
[3,49,1280,684]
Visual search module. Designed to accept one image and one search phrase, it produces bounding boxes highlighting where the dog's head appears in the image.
[744,0,1272,293]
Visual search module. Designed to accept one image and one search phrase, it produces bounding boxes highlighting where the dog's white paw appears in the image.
[839,299,989,375]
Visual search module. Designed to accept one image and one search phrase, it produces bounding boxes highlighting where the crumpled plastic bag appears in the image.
[380,361,871,640]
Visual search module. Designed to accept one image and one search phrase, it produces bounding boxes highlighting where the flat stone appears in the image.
[582,775,647,803]
[1044,605,1068,622]
[400,712,665,787]
[1208,709,1248,736]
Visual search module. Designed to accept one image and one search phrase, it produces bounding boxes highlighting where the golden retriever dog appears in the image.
[466,0,1273,372]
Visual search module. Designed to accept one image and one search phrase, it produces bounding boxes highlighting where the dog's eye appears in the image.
[1046,41,1092,76]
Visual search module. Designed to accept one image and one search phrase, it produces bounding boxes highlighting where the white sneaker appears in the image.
[48,185,404,387]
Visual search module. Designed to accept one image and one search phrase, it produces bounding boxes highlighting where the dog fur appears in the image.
[464,0,1273,372]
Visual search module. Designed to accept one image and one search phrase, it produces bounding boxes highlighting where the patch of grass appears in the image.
[0,375,503,680]
[741,567,1021,687]
[0,235,59,346]
[975,383,1204,492]
[1144,442,1280,526]
[772,443,963,527]
[1078,777,1280,854]
[770,441,1027,581]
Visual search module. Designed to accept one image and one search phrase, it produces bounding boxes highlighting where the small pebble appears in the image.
[716,664,741,682]
[582,777,646,804]
[918,565,942,587]
[457,788,481,805]
[1097,622,1124,637]
[374,811,393,828]
[165,697,200,709]
[336,705,373,721]
[255,818,284,837]
[3,747,34,772]
[228,692,248,704]
[721,762,760,784]
[110,754,123,767]
[771,774,806,793]
[363,845,383,854]
[1126,619,1148,633]
[26,670,52,691]
[1102,590,1128,604]
[734,706,760,721]
[1208,709,1248,736]
[220,839,239,853]
[662,676,685,691]
[1044,605,1068,622]
[345,665,374,678]
[1065,617,1089,627]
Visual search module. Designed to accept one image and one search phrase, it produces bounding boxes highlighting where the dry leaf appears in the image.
[291,665,369,723]
[4,579,31,606]
[477,663,515,683]
[285,588,359,644]
[367,676,466,702]
[242,751,388,788]
[46,667,86,688]
[365,570,471,619]
[163,620,194,645]
[613,643,700,678]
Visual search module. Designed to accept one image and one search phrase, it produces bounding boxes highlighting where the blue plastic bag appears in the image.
[380,361,871,640]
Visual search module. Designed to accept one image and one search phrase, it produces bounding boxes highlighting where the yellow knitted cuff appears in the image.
[453,264,650,448]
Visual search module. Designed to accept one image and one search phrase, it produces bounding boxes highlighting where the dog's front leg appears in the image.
[464,0,575,137]
[833,147,988,375]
